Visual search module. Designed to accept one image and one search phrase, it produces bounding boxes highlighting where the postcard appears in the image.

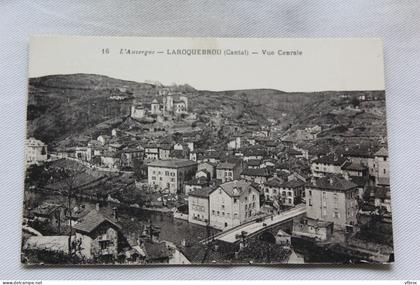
[22,36,393,265]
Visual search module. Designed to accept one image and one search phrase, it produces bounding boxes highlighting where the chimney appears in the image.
[112,207,118,221]
[95,203,100,211]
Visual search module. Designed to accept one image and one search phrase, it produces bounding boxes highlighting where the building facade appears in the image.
[147,159,198,193]
[208,180,260,230]
[26,137,48,166]
[188,187,212,226]
[216,162,241,183]
[305,176,358,229]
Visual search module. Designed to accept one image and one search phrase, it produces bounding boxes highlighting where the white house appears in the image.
[208,180,260,230]
[26,137,48,166]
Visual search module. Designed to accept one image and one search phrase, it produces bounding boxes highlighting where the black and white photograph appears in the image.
[21,36,393,265]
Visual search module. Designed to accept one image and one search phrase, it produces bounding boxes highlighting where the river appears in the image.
[25,190,210,248]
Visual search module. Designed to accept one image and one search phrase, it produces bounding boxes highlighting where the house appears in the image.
[374,147,390,186]
[97,135,111,145]
[240,168,273,185]
[305,175,358,229]
[227,137,241,150]
[275,229,291,248]
[101,151,121,169]
[198,150,221,164]
[310,154,348,178]
[208,180,260,230]
[344,144,376,176]
[246,159,263,169]
[195,169,210,180]
[147,159,197,193]
[242,148,266,161]
[184,177,209,194]
[73,209,127,261]
[188,187,213,226]
[216,162,241,182]
[373,186,391,212]
[121,148,144,168]
[341,161,367,177]
[277,180,305,206]
[293,217,334,241]
[263,177,285,201]
[25,137,48,165]
[197,161,216,179]
[144,144,160,160]
[158,144,172,160]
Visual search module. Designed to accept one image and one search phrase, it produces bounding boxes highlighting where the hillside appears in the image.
[26,73,387,145]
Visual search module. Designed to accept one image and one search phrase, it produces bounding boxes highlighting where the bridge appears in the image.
[201,204,306,244]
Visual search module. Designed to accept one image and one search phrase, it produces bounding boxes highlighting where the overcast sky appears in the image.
[29,36,385,92]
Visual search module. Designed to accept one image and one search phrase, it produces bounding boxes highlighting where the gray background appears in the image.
[1,0,419,280]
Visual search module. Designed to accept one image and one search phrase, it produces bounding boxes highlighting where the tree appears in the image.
[50,163,85,258]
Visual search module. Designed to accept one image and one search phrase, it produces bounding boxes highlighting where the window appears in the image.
[217,211,220,216]
[309,199,312,206]
[212,210,215,215]
[309,190,312,196]
[234,198,238,203]
[221,205,225,210]
[333,211,339,218]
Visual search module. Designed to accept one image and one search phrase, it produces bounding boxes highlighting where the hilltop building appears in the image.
[130,91,189,120]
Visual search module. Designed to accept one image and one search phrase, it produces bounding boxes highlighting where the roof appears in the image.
[247,159,262,166]
[211,180,257,197]
[243,148,266,157]
[216,162,237,170]
[32,203,62,217]
[185,176,208,186]
[264,177,284,187]
[341,161,367,171]
[349,176,368,187]
[241,168,272,177]
[307,176,357,192]
[147,159,197,168]
[281,180,305,189]
[344,144,376,158]
[26,137,46,147]
[312,154,347,166]
[189,187,213,198]
[287,148,302,156]
[73,210,121,234]
[375,147,388,157]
